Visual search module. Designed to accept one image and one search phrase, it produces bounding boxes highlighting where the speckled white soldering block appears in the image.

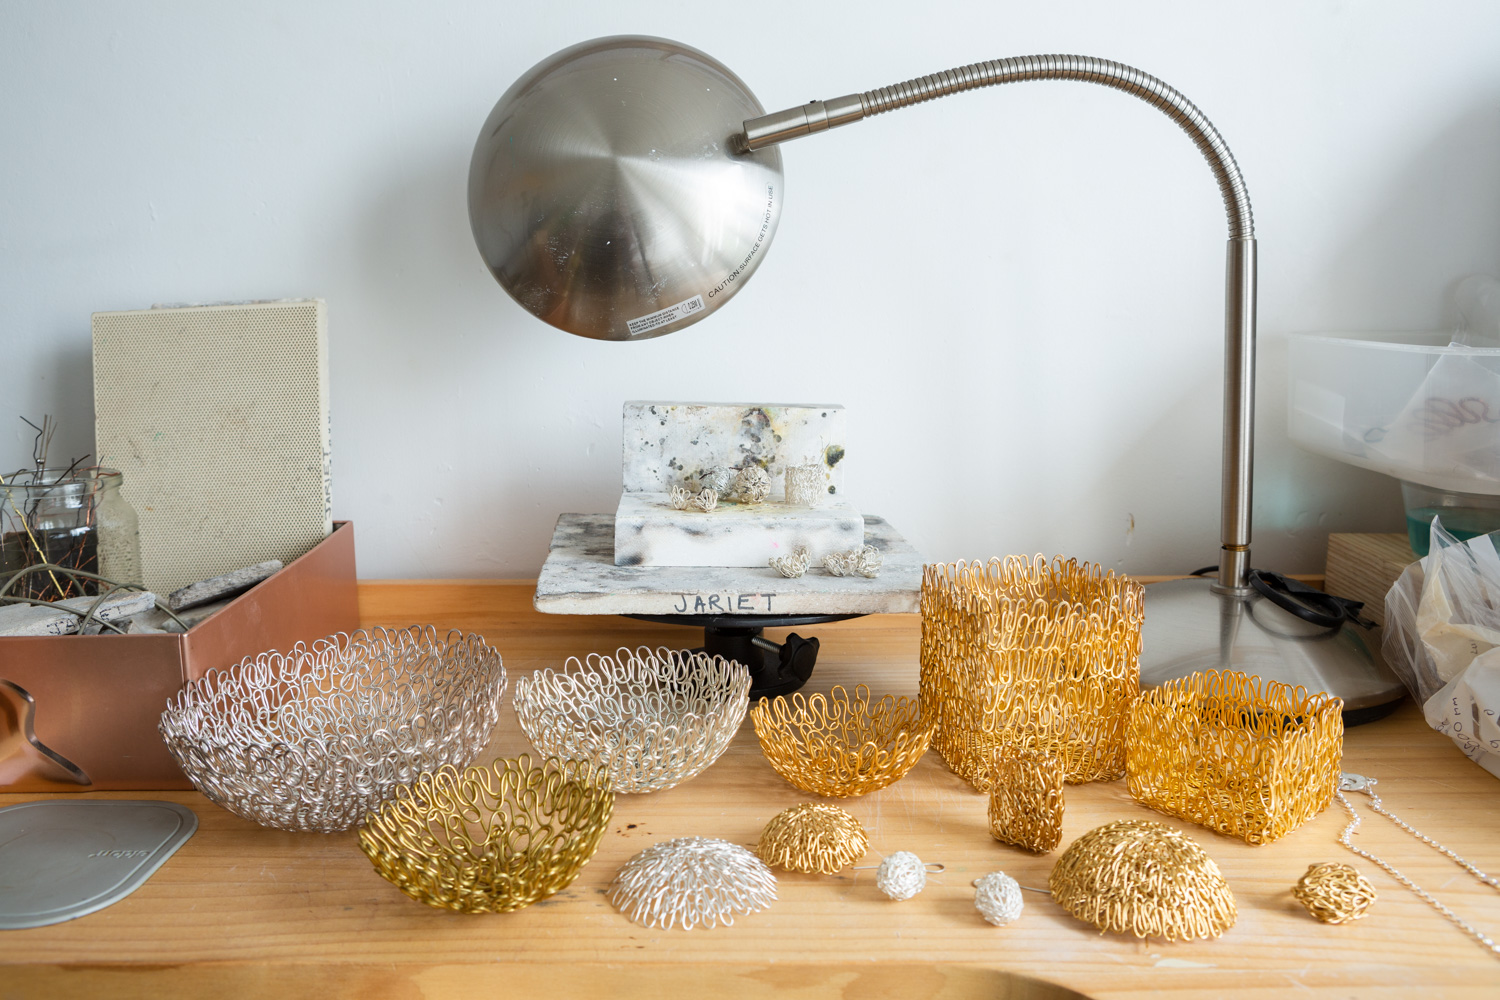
[621,402,846,499]
[613,492,865,567]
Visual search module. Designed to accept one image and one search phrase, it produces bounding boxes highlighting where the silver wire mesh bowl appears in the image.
[513,646,751,793]
[160,626,507,832]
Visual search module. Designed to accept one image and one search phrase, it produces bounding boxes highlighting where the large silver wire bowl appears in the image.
[513,647,750,793]
[160,626,507,832]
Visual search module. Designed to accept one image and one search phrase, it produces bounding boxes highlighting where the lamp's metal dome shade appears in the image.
[468,36,783,341]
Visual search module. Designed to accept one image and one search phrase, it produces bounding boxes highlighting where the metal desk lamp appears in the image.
[468,36,1402,716]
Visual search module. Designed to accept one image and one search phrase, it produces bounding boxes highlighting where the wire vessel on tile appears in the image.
[359,755,613,913]
[1125,668,1344,845]
[987,749,1066,854]
[757,803,869,874]
[159,626,507,832]
[513,646,751,793]
[1049,819,1237,941]
[750,683,935,798]
[919,555,1144,788]
[609,837,777,930]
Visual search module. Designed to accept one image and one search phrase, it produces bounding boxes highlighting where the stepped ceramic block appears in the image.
[622,402,845,499]
[614,493,864,567]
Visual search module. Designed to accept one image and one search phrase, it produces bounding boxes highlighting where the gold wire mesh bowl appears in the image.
[159,626,507,832]
[757,803,869,874]
[1125,669,1344,845]
[750,684,935,798]
[1049,819,1237,941]
[513,647,751,793]
[920,555,1143,788]
[359,755,613,913]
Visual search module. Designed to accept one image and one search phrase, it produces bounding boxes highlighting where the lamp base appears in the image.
[1140,576,1406,722]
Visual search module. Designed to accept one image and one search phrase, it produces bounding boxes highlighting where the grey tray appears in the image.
[0,799,197,929]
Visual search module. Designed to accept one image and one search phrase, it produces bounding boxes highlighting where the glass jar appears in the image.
[89,468,144,588]
[0,469,104,601]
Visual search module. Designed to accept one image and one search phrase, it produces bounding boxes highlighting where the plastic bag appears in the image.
[1384,517,1500,776]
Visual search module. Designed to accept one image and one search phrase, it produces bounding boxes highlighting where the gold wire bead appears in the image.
[359,755,614,913]
[757,803,869,874]
[1293,862,1378,924]
[1049,819,1237,941]
[919,556,1143,789]
[1125,668,1344,845]
[750,684,935,798]
[987,750,1065,854]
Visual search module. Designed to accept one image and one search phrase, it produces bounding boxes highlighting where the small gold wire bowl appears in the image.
[750,684,935,798]
[1125,669,1344,845]
[514,647,751,793]
[159,626,507,832]
[359,755,613,913]
[757,803,869,874]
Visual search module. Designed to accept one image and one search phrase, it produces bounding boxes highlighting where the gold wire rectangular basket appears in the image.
[919,555,1144,787]
[1125,668,1344,845]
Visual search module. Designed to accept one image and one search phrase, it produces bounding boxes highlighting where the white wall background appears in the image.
[3,0,1498,580]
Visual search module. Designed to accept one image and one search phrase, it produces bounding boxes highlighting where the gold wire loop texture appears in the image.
[159,626,507,832]
[514,646,751,793]
[987,750,1066,854]
[751,683,935,797]
[1126,669,1344,844]
[919,555,1143,787]
[757,803,869,874]
[359,755,613,913]
[609,837,777,930]
[1292,862,1377,924]
[1049,819,1237,941]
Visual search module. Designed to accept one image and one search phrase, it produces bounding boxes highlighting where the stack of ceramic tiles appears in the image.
[613,402,863,567]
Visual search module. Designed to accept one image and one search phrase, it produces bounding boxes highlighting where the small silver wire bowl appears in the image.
[609,836,777,930]
[513,646,751,793]
[159,626,507,832]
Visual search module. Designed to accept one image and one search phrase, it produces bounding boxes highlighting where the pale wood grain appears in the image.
[1,580,1492,1000]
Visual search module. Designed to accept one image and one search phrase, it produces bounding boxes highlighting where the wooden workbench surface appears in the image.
[4,581,1498,999]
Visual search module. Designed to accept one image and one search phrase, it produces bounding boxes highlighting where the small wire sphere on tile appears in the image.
[751,683,935,798]
[609,837,777,930]
[1293,862,1378,924]
[987,749,1066,854]
[159,626,507,832]
[358,755,613,913]
[757,803,869,874]
[1048,819,1236,941]
[514,646,750,793]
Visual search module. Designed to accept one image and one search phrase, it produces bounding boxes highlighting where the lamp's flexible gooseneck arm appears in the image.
[740,55,1256,593]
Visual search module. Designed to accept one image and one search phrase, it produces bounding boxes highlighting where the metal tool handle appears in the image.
[740,55,1257,591]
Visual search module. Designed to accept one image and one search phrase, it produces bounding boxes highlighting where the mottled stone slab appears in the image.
[55,590,156,623]
[614,492,864,567]
[134,595,237,633]
[622,402,846,499]
[537,513,922,616]
[0,604,78,636]
[167,560,282,611]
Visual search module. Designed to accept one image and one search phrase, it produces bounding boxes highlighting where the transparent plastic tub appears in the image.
[1288,331,1500,554]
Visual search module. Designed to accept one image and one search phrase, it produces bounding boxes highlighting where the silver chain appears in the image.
[1337,773,1500,958]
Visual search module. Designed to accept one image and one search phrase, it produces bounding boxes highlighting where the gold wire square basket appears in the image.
[750,684,934,798]
[1125,668,1344,845]
[359,755,614,913]
[920,555,1143,788]
[159,626,507,832]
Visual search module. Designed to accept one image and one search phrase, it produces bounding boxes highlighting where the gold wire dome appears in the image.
[1293,862,1377,924]
[1126,668,1344,845]
[514,646,751,793]
[750,684,934,798]
[1049,819,1236,941]
[757,803,869,874]
[920,556,1143,789]
[359,755,613,913]
[159,626,507,832]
